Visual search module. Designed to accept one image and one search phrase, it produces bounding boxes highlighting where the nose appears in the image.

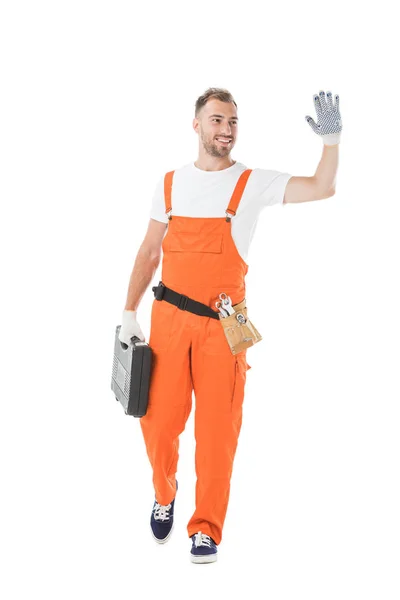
[219,125,232,138]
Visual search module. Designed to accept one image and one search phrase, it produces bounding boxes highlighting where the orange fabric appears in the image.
[140,169,253,545]
[163,171,174,215]
[226,168,252,216]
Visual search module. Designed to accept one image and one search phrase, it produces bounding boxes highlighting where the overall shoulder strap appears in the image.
[164,171,175,220]
[225,169,252,221]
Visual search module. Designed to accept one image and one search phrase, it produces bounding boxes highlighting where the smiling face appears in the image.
[193,98,238,158]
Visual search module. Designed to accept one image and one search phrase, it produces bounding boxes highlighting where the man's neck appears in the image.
[194,157,236,172]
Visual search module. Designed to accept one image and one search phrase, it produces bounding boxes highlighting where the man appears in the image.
[119,87,341,564]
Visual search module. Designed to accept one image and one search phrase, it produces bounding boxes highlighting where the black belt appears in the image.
[151,281,220,320]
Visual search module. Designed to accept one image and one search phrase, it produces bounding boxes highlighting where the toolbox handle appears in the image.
[119,335,141,352]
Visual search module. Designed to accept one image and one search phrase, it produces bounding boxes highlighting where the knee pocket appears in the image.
[231,353,250,412]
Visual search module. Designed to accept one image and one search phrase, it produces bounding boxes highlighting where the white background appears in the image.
[1,1,399,598]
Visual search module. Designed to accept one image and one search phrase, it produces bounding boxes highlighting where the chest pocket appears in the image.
[165,232,223,253]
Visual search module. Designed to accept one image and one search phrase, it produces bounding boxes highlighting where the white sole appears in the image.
[190,552,218,564]
[150,522,174,544]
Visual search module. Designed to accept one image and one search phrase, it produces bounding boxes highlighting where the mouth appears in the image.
[215,137,232,146]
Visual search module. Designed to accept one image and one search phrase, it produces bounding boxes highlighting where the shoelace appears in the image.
[194,531,212,547]
[153,502,171,521]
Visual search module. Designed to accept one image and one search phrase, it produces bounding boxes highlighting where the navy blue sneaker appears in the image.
[150,480,178,544]
[190,531,218,563]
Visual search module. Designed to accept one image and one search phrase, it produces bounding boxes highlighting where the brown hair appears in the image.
[195,87,237,117]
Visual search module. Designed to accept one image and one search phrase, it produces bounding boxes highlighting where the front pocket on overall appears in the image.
[165,232,223,253]
[162,232,225,286]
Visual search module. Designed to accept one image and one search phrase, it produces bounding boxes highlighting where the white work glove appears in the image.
[305,90,342,146]
[118,309,145,346]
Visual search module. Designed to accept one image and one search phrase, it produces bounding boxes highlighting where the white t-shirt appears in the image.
[149,161,292,263]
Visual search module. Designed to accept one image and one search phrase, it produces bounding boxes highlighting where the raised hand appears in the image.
[305,90,342,146]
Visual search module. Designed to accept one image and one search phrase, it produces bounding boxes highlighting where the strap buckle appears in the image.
[178,294,189,311]
[152,281,165,301]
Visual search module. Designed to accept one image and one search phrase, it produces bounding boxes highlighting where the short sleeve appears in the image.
[149,175,168,223]
[250,169,292,209]
[269,172,292,207]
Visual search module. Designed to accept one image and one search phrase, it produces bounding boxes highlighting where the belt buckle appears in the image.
[178,294,189,311]
[153,281,165,301]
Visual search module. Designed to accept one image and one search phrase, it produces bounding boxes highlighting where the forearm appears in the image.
[314,143,339,193]
[124,246,161,311]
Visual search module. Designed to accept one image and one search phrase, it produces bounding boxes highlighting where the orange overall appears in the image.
[140,168,253,545]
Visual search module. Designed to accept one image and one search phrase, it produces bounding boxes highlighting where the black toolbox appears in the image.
[111,326,152,417]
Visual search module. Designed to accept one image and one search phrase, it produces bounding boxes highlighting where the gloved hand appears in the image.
[305,90,342,146]
[118,309,145,346]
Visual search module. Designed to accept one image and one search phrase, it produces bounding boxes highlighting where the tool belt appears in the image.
[217,298,262,355]
[152,281,220,320]
[152,281,262,355]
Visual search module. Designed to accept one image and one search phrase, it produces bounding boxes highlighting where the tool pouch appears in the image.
[219,298,262,355]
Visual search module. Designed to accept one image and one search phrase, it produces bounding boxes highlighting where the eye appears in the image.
[212,119,237,125]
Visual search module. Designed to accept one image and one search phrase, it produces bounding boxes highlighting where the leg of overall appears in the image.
[186,316,249,545]
[140,300,193,505]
